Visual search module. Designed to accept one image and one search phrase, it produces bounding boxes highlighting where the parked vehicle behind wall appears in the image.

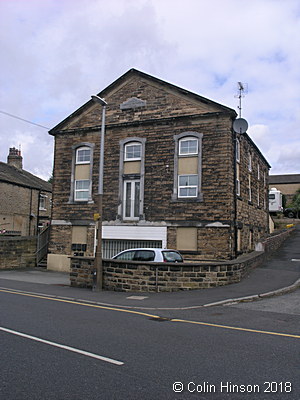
[269,187,283,213]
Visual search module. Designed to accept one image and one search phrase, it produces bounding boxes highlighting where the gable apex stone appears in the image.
[120,97,147,110]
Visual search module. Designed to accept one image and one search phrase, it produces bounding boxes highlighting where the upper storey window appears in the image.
[69,143,94,204]
[76,147,91,164]
[124,142,142,161]
[173,132,203,201]
[236,138,240,163]
[179,137,198,155]
[178,175,198,197]
[248,153,252,172]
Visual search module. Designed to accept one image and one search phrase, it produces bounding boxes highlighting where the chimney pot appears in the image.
[7,147,23,169]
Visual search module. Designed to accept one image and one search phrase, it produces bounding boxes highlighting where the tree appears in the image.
[290,188,300,219]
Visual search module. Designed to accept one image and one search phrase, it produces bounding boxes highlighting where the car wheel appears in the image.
[287,211,295,218]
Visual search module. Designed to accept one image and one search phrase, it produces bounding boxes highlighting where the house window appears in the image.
[75,180,90,201]
[236,163,240,196]
[119,138,146,221]
[179,137,198,155]
[236,179,241,196]
[123,180,140,219]
[39,195,47,210]
[257,164,260,180]
[76,147,91,164]
[69,143,94,204]
[248,175,252,202]
[173,132,203,201]
[178,175,198,197]
[236,138,240,163]
[124,142,142,161]
[248,153,252,172]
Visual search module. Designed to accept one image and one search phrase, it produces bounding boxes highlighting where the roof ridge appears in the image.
[0,162,52,191]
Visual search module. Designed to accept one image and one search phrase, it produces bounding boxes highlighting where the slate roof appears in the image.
[269,174,300,185]
[0,162,52,192]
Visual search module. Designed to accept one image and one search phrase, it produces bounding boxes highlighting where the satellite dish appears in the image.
[233,118,248,133]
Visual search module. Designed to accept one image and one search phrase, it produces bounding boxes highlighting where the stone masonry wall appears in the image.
[70,227,294,291]
[0,181,40,236]
[50,72,269,262]
[236,133,269,253]
[0,236,37,269]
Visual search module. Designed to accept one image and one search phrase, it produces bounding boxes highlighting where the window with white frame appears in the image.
[236,178,241,196]
[124,142,142,161]
[39,194,47,210]
[76,147,91,164]
[179,137,198,155]
[236,138,240,163]
[178,175,198,197]
[123,180,140,219]
[69,143,94,204]
[75,180,90,201]
[257,163,260,180]
[248,153,252,172]
[173,132,203,201]
[248,175,252,202]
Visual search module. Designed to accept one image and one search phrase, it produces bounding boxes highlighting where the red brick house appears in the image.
[47,69,270,271]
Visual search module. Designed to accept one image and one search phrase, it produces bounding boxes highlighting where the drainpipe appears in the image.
[233,127,238,259]
[36,189,41,234]
[29,189,33,236]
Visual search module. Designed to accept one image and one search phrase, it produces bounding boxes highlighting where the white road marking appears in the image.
[0,327,124,366]
[291,259,300,262]
[126,296,149,300]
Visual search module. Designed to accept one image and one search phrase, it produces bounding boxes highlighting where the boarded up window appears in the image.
[71,226,87,244]
[176,227,197,251]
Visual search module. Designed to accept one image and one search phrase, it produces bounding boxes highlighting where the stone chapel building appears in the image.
[47,69,270,271]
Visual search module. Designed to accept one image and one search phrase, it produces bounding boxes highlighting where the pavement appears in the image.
[0,225,299,310]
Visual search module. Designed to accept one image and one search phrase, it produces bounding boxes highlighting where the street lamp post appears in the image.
[91,95,107,291]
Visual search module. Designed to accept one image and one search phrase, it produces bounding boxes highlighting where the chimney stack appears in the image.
[7,147,23,169]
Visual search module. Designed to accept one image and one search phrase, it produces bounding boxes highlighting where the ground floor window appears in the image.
[123,180,140,219]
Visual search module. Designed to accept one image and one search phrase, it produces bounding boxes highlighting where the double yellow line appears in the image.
[1,288,299,339]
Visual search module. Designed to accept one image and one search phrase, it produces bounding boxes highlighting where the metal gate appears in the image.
[36,226,50,267]
[102,239,162,259]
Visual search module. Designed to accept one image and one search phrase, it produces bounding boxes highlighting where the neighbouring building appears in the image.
[269,174,300,205]
[0,147,52,236]
[47,69,270,271]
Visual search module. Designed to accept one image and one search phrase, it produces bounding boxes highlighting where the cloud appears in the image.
[0,0,300,179]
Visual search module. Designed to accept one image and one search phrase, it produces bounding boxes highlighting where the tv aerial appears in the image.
[233,82,248,133]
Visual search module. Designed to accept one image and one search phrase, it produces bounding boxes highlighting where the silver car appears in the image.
[112,248,183,263]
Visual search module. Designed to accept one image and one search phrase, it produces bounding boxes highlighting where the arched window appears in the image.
[179,137,198,155]
[119,137,146,220]
[69,143,94,203]
[173,132,203,201]
[124,142,142,161]
[76,146,91,164]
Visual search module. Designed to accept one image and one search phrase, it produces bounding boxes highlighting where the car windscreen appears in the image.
[162,251,183,262]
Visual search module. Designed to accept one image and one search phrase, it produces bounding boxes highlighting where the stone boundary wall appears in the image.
[260,228,295,254]
[0,236,37,269]
[70,227,295,292]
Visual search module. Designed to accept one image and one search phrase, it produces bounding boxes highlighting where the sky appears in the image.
[1,0,300,181]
